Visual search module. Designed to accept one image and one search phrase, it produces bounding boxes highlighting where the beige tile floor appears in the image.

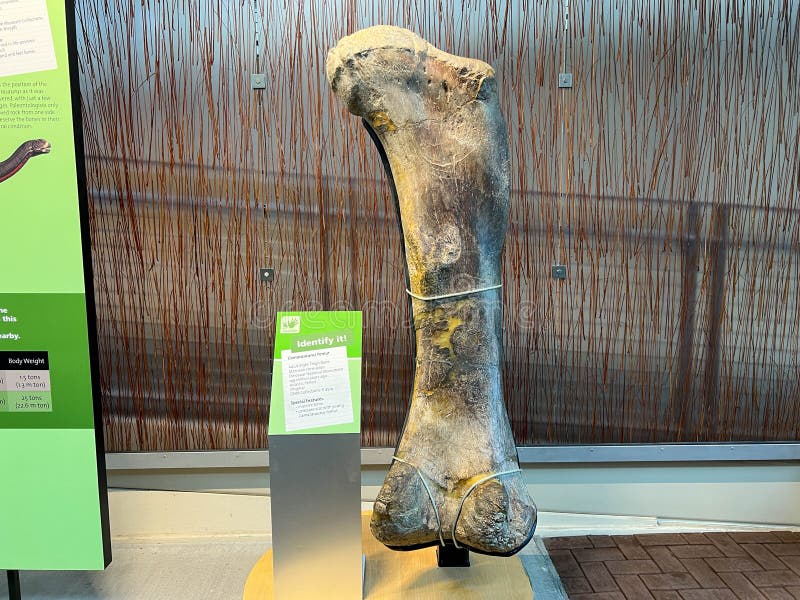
[2,537,268,600]
[3,536,565,600]
[3,512,786,600]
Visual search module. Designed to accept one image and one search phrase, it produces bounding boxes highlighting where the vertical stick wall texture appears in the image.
[75,2,800,451]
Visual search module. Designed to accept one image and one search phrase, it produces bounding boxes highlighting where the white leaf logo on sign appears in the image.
[280,315,301,334]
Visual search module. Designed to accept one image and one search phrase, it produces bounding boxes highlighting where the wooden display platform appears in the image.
[244,513,533,599]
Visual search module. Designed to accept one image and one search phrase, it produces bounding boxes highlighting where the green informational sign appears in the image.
[269,312,362,436]
[0,1,111,570]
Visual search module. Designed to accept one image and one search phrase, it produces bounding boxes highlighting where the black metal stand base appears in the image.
[7,570,21,600]
[436,543,470,567]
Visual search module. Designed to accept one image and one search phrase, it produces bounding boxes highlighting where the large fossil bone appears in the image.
[327,26,536,556]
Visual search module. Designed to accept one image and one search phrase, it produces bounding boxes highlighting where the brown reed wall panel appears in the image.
[75,1,800,451]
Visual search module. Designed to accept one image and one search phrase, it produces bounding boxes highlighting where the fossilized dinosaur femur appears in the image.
[327,25,537,556]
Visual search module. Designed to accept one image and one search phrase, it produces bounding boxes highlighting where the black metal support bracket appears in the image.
[7,570,21,600]
[436,544,470,568]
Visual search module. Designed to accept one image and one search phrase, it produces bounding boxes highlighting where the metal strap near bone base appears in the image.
[392,455,521,549]
[450,468,522,549]
[405,283,502,302]
[391,455,445,546]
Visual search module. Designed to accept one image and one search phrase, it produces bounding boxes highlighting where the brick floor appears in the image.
[544,532,800,599]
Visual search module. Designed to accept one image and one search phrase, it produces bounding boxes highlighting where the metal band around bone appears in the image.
[405,283,503,302]
[450,469,523,550]
[391,456,445,546]
[393,455,522,550]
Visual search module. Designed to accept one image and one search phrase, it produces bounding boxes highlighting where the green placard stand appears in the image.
[0,0,111,584]
[268,311,363,600]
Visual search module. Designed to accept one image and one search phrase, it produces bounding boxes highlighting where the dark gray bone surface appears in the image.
[327,25,536,556]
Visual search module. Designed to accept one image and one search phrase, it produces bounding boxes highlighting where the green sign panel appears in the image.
[269,312,362,436]
[0,1,110,569]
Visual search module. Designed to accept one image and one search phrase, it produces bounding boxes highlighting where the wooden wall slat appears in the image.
[75,1,800,451]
